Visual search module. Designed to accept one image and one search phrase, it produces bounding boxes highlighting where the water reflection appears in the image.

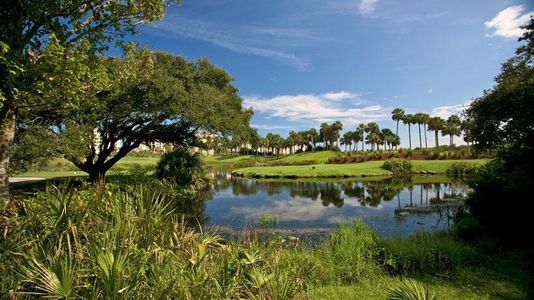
[201,171,470,238]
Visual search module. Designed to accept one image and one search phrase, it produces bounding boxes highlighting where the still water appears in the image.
[203,172,469,239]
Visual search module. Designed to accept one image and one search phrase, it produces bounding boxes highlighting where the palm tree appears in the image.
[351,130,363,151]
[357,123,367,151]
[427,117,445,148]
[366,123,380,150]
[287,130,298,154]
[331,121,343,149]
[391,108,405,137]
[341,132,353,152]
[320,122,329,149]
[442,115,462,147]
[461,118,475,148]
[414,113,426,149]
[307,128,319,151]
[421,113,430,148]
[402,114,414,149]
[381,128,395,151]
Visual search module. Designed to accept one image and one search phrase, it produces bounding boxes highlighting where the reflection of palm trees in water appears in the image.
[320,183,344,207]
[208,171,465,212]
[422,183,433,205]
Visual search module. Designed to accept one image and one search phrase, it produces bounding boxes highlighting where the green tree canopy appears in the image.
[1,0,178,193]
[21,48,252,182]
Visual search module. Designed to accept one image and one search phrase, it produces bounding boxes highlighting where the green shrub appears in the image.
[377,232,479,275]
[155,148,204,185]
[382,159,412,176]
[320,223,381,283]
[446,161,479,176]
[387,279,437,300]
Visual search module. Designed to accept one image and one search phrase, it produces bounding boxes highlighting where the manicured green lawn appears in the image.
[202,151,339,166]
[233,159,488,178]
[276,150,338,163]
[116,156,160,166]
[202,154,270,163]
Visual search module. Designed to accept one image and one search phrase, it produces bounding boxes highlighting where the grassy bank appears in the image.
[0,180,528,299]
[233,159,488,178]
[13,156,160,179]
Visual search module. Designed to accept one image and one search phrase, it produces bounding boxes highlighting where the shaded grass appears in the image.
[14,156,160,179]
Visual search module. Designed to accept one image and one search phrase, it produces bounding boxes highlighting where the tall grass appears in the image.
[0,176,525,299]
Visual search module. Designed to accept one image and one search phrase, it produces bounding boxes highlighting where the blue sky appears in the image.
[131,0,533,147]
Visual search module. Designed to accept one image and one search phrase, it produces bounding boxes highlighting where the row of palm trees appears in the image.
[391,108,473,149]
[205,108,473,155]
[203,121,401,155]
[339,123,400,151]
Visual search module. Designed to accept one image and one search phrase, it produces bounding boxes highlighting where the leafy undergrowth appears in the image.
[0,179,529,299]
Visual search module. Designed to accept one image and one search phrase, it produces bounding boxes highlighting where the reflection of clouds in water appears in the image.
[232,196,344,223]
[207,175,469,237]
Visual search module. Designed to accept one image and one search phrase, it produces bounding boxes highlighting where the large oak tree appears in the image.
[1,0,178,194]
[21,47,251,182]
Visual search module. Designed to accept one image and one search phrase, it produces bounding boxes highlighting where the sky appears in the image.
[130,0,534,147]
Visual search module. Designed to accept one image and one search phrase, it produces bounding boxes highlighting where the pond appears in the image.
[203,172,470,240]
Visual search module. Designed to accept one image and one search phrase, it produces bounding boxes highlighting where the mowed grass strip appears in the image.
[276,150,338,163]
[233,159,488,178]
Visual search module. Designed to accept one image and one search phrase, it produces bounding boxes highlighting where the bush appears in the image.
[445,161,479,176]
[387,279,437,300]
[155,148,204,185]
[378,232,479,275]
[382,159,412,176]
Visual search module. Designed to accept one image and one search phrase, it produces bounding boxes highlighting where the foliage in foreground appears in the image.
[0,180,529,299]
[387,279,437,300]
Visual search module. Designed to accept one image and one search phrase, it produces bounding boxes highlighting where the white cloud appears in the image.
[359,0,379,15]
[485,5,534,38]
[430,101,471,119]
[321,91,358,101]
[251,124,292,130]
[244,92,390,125]
[149,16,312,70]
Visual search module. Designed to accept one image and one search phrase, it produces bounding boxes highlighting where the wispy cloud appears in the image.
[485,5,534,38]
[430,101,471,119]
[251,124,292,130]
[244,92,390,126]
[321,91,359,101]
[358,0,379,15]
[148,16,319,70]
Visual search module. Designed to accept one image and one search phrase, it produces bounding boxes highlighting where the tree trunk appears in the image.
[423,124,428,148]
[408,125,412,149]
[435,130,439,148]
[418,124,422,149]
[396,120,399,136]
[88,168,107,185]
[0,108,15,197]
